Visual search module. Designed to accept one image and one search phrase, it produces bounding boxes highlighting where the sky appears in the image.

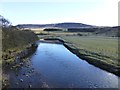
[0,0,119,26]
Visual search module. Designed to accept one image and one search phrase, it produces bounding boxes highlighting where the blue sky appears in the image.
[0,0,119,26]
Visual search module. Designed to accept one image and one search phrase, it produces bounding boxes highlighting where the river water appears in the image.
[7,42,119,88]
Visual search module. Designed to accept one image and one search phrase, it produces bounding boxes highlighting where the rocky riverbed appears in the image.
[2,43,38,88]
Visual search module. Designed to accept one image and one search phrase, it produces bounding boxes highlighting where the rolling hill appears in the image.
[16,22,94,29]
[16,22,119,37]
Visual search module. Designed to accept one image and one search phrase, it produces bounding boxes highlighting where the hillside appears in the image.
[93,26,119,37]
[16,22,94,29]
[67,26,119,37]
[53,22,93,28]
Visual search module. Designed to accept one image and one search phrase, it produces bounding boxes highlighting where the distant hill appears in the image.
[68,26,119,37]
[93,26,119,37]
[16,22,94,29]
[16,23,119,37]
[52,22,94,28]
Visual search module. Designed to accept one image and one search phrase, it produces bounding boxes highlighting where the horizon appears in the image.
[0,0,119,26]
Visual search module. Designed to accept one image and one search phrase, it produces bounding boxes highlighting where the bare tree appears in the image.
[0,15,12,28]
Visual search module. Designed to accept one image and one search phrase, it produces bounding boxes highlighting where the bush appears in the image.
[2,27,38,52]
[77,33,83,36]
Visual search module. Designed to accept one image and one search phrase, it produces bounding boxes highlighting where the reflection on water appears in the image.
[7,42,119,88]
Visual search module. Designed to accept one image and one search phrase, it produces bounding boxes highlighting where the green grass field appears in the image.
[61,35,119,66]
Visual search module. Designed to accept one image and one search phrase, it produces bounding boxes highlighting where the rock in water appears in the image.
[29,84,32,88]
[20,79,23,82]
[26,74,29,77]
[16,82,19,85]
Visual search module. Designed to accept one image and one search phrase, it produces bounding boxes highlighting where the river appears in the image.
[6,42,119,88]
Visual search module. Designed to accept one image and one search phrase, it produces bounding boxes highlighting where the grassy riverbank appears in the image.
[2,28,38,64]
[62,36,118,64]
[61,35,119,76]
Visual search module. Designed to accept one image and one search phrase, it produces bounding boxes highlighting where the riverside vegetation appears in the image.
[2,27,38,65]
[2,27,38,88]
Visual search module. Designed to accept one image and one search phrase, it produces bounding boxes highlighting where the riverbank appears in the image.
[60,37,119,77]
[2,28,38,64]
[2,43,38,67]
[63,42,119,76]
[2,27,39,88]
[2,43,38,88]
[40,37,119,76]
